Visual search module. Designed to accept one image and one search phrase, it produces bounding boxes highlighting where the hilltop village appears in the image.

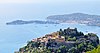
[15,28,99,53]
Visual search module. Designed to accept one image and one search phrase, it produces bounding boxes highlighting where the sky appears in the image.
[0,0,65,3]
[0,0,89,4]
[0,0,99,4]
[0,0,100,22]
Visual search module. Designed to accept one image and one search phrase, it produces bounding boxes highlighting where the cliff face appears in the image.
[15,28,99,53]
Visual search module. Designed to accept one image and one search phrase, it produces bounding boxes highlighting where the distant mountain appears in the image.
[6,20,59,25]
[47,13,100,27]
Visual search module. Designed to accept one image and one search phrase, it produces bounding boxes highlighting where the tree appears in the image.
[77,43,84,52]
[59,45,67,53]
[86,45,100,53]
[68,47,78,53]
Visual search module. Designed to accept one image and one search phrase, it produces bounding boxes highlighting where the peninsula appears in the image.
[47,13,100,27]
[6,20,59,25]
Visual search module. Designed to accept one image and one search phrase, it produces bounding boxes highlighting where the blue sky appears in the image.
[0,0,100,21]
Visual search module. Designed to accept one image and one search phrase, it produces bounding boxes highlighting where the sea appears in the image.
[0,22,100,53]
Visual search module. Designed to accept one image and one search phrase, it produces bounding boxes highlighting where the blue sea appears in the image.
[0,23,100,53]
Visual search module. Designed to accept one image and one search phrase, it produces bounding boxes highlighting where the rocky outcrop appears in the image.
[15,27,99,53]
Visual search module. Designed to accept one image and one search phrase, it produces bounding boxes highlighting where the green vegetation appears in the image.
[67,37,76,41]
[15,28,99,53]
[86,45,100,53]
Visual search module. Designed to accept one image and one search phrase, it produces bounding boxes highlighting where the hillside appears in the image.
[47,13,100,27]
[15,27,99,53]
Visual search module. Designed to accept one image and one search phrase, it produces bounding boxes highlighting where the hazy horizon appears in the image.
[0,0,100,22]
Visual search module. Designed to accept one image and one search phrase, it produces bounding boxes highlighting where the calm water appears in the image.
[0,23,100,53]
